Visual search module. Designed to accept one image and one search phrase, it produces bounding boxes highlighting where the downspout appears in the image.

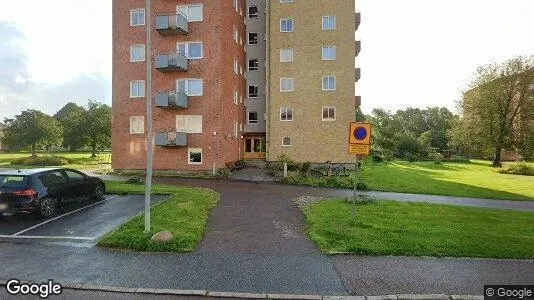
[265,0,271,163]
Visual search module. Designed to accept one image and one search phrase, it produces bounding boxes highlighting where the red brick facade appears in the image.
[112,0,246,171]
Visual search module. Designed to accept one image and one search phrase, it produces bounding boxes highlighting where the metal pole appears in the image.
[352,155,359,220]
[144,0,153,233]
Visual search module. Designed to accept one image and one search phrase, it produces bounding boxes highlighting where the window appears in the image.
[280,107,293,121]
[248,6,258,18]
[248,33,258,45]
[322,16,336,30]
[130,81,145,98]
[282,137,292,147]
[233,26,239,43]
[280,0,294,3]
[234,58,239,74]
[42,171,67,187]
[280,78,294,92]
[322,76,336,90]
[130,45,145,62]
[177,4,203,22]
[248,59,259,71]
[188,148,203,164]
[177,115,203,133]
[248,112,258,124]
[240,64,243,75]
[233,0,238,12]
[0,175,29,188]
[322,46,336,60]
[130,116,144,134]
[322,107,336,121]
[248,85,259,98]
[65,170,85,182]
[280,18,294,32]
[233,121,239,138]
[178,42,203,59]
[177,79,203,96]
[240,95,243,104]
[280,49,294,62]
[234,90,238,105]
[130,9,145,26]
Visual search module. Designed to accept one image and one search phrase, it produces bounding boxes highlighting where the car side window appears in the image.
[41,171,67,187]
[64,170,85,182]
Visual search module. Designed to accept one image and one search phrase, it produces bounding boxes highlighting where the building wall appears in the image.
[112,0,246,171]
[267,0,357,163]
[245,0,267,134]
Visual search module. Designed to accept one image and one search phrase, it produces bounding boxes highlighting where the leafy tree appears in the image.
[2,110,62,156]
[54,102,87,152]
[84,100,111,157]
[460,56,534,167]
[355,107,366,122]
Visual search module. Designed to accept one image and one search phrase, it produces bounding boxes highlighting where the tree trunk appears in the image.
[31,143,37,158]
[91,140,97,158]
[492,145,502,167]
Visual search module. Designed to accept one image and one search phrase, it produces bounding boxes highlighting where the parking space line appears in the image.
[12,196,118,236]
[0,235,94,241]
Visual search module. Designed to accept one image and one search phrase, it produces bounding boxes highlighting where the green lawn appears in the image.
[359,160,534,200]
[97,181,219,252]
[302,199,534,259]
[0,151,111,170]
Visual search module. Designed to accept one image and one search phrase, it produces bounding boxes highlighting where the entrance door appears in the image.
[244,137,266,159]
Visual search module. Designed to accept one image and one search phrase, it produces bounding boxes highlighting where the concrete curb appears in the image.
[0,280,483,300]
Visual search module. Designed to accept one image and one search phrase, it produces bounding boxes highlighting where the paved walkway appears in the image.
[229,167,278,183]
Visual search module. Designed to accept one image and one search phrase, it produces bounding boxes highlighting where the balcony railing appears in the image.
[156,13,188,36]
[355,68,361,82]
[156,90,188,109]
[355,12,361,31]
[355,96,362,107]
[155,52,188,72]
[355,40,361,57]
[155,131,187,147]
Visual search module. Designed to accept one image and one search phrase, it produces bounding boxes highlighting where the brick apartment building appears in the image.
[112,0,361,171]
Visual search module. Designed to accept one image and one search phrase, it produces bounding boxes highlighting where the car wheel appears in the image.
[39,198,57,218]
[94,183,105,199]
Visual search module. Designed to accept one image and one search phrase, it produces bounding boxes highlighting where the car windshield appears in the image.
[0,175,30,188]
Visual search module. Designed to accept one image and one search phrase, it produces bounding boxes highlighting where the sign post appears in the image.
[348,122,371,220]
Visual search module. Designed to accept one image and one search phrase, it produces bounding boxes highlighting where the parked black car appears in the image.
[0,168,105,218]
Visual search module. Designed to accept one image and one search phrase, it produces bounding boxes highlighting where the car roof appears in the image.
[0,168,63,176]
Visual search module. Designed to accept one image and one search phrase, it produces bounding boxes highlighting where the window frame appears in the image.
[130,80,145,98]
[322,15,336,30]
[248,85,259,98]
[176,115,203,134]
[130,9,145,26]
[322,76,336,91]
[280,78,294,92]
[280,18,294,32]
[280,107,294,121]
[322,106,336,121]
[248,112,259,124]
[280,49,294,63]
[322,45,336,61]
[130,44,146,62]
[248,6,259,18]
[177,42,203,60]
[248,59,259,71]
[177,4,203,22]
[282,137,292,147]
[248,32,259,45]
[129,116,145,134]
[177,78,203,96]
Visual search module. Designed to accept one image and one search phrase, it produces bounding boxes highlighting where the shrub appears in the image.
[125,176,143,185]
[217,168,231,178]
[275,154,301,171]
[356,181,369,191]
[11,156,69,166]
[497,163,534,176]
[299,161,311,175]
[404,152,417,162]
[372,153,383,162]
[428,148,444,164]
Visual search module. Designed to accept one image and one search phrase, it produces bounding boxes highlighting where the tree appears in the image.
[460,56,534,167]
[54,102,87,152]
[84,100,111,157]
[2,110,62,156]
[355,107,366,122]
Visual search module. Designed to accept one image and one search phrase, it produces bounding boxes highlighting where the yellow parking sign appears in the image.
[349,122,371,145]
[348,144,370,155]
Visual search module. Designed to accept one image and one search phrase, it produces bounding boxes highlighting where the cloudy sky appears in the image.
[0,0,533,120]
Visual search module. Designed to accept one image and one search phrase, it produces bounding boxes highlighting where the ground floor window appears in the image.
[188,148,202,164]
[282,137,292,147]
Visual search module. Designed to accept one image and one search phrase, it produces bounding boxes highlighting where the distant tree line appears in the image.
[1,100,111,157]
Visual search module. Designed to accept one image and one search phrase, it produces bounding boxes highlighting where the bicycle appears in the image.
[309,160,347,178]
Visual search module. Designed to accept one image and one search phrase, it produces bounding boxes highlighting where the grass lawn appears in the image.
[283,160,534,201]
[97,181,219,252]
[302,199,534,259]
[0,151,111,170]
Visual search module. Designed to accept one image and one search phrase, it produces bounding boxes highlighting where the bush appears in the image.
[217,168,231,178]
[11,156,69,166]
[404,152,417,162]
[372,153,383,162]
[275,154,301,171]
[300,161,311,175]
[428,148,444,164]
[356,181,369,191]
[497,163,534,176]
[125,176,143,185]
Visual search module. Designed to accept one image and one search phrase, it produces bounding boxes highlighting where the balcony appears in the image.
[156,52,188,72]
[355,68,361,82]
[355,40,361,57]
[355,96,362,107]
[156,90,188,109]
[355,12,361,31]
[156,13,188,36]
[155,131,187,147]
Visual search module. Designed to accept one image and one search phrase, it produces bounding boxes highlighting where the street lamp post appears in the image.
[144,0,154,232]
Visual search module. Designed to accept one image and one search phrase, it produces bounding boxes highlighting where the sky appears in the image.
[0,0,533,120]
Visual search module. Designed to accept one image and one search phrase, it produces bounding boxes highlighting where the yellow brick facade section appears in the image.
[267,0,357,163]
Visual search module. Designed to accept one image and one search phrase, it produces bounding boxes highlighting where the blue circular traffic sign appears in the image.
[354,127,368,140]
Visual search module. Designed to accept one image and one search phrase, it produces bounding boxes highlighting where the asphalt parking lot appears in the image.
[0,194,167,244]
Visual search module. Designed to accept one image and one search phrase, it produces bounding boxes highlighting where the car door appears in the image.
[40,171,69,206]
[62,170,92,201]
